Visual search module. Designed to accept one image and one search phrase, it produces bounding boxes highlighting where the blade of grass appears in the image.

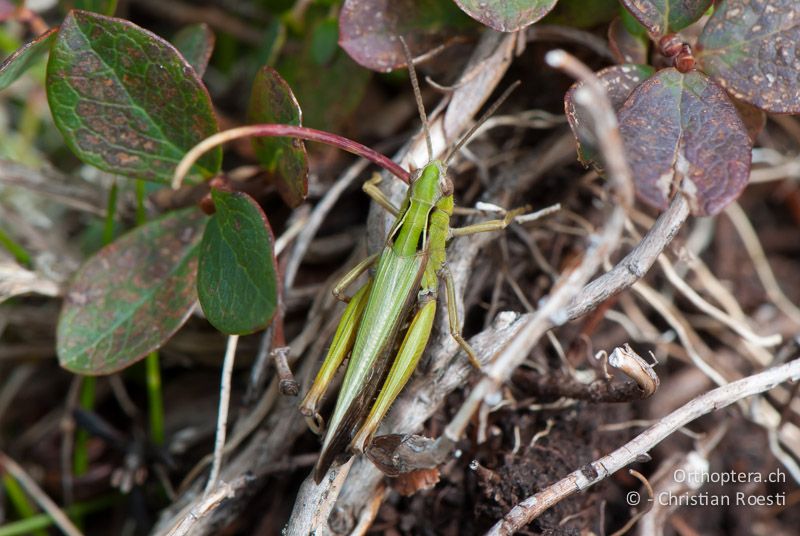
[0,227,32,266]
[135,179,166,446]
[102,181,118,245]
[2,474,47,536]
[0,496,115,536]
[146,350,165,445]
[72,377,95,477]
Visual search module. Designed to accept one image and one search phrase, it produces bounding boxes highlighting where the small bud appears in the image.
[209,176,228,190]
[199,193,215,215]
[659,34,683,57]
[674,45,696,73]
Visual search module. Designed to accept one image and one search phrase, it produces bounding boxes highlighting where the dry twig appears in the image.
[0,450,83,536]
[487,357,800,535]
[203,334,239,497]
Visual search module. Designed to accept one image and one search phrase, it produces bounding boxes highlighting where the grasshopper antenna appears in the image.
[444,81,521,167]
[399,36,433,162]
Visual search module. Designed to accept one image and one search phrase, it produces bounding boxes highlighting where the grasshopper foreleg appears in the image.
[362,173,401,216]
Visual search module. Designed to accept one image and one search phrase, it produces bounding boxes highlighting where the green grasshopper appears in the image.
[300,48,522,484]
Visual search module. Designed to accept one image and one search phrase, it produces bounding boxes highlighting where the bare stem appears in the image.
[204,334,239,497]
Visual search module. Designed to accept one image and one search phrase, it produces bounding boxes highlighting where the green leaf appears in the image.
[173,23,215,77]
[454,0,557,32]
[617,68,752,216]
[541,0,618,29]
[565,64,654,168]
[339,0,477,72]
[311,17,338,65]
[620,0,712,36]
[46,11,221,184]
[697,0,800,114]
[58,208,207,375]
[279,16,370,132]
[0,29,56,92]
[248,66,308,207]
[61,0,117,16]
[198,189,278,335]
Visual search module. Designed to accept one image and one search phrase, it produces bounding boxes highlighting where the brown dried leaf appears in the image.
[618,68,752,216]
[393,468,440,496]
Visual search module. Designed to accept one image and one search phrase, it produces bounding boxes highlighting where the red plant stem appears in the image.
[245,124,410,183]
[173,124,411,190]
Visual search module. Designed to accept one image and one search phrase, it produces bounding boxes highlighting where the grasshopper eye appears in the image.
[442,175,454,197]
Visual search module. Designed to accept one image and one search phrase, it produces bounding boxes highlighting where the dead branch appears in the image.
[165,474,254,536]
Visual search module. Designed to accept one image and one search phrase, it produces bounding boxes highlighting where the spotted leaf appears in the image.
[339,0,475,72]
[618,68,752,216]
[58,208,206,375]
[46,10,221,184]
[697,0,800,113]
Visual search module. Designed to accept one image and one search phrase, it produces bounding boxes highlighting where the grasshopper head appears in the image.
[410,159,453,204]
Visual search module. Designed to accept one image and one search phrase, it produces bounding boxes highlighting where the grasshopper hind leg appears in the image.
[350,298,438,453]
[299,280,372,431]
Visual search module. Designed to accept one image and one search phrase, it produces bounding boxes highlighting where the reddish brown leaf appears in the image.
[0,29,57,91]
[393,468,440,496]
[731,96,766,144]
[608,16,649,65]
[565,64,654,167]
[339,0,475,72]
[618,68,752,216]
[697,0,800,113]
